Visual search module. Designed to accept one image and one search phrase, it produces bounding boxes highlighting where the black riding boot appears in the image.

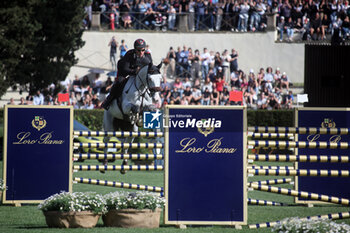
[101,83,119,110]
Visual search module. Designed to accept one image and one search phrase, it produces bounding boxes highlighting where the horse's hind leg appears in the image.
[101,111,114,173]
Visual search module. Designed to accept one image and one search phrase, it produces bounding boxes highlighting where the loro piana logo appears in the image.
[321,118,336,128]
[197,119,215,137]
[32,116,47,131]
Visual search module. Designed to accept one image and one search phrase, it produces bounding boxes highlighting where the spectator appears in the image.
[216,76,225,93]
[221,49,231,82]
[285,17,294,41]
[238,0,250,32]
[168,5,177,30]
[188,0,196,31]
[183,76,192,88]
[202,77,213,92]
[229,48,239,74]
[321,13,331,40]
[342,16,350,40]
[207,1,216,32]
[190,86,201,104]
[200,47,210,79]
[18,97,26,105]
[172,77,184,96]
[8,98,15,105]
[201,87,211,105]
[119,39,128,58]
[92,73,103,94]
[166,46,176,78]
[72,75,82,98]
[220,86,230,105]
[196,0,206,30]
[278,16,285,41]
[211,85,220,105]
[144,7,156,29]
[122,12,132,28]
[263,67,274,91]
[267,93,281,109]
[33,90,44,105]
[310,12,322,40]
[101,76,114,94]
[183,85,193,103]
[170,87,181,104]
[280,72,290,90]
[285,90,294,108]
[257,92,268,109]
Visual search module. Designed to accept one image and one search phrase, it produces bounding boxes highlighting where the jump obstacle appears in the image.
[72,123,350,228]
[247,123,350,228]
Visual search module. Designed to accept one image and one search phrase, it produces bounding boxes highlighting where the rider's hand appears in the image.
[135,67,141,74]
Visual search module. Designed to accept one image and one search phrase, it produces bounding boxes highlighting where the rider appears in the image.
[101,38,153,110]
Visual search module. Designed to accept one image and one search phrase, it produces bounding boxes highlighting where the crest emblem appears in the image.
[197,119,215,137]
[321,118,336,128]
[32,116,47,131]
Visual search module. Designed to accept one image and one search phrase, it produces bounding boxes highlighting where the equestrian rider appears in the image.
[102,38,153,110]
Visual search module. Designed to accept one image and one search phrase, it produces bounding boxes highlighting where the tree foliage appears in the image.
[0,0,88,96]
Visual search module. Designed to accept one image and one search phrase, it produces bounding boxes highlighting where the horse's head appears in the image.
[146,62,162,95]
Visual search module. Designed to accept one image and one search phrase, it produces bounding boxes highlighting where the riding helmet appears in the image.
[134,39,146,50]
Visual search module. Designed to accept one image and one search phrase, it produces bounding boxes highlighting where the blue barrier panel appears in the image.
[164,106,247,225]
[3,106,73,204]
[296,108,350,203]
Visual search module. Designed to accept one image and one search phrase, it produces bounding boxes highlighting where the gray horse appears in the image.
[103,63,162,172]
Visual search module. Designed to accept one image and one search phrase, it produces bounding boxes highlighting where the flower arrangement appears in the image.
[104,191,165,211]
[272,217,350,233]
[38,191,106,214]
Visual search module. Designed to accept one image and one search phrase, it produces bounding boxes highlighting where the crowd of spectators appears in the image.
[85,0,350,42]
[159,46,294,109]
[90,0,271,32]
[9,43,296,110]
[276,0,350,42]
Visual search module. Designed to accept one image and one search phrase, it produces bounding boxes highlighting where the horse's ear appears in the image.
[157,62,162,70]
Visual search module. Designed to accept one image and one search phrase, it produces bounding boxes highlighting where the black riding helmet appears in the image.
[134,39,146,50]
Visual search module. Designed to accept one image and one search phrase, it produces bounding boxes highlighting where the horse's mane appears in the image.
[147,63,162,75]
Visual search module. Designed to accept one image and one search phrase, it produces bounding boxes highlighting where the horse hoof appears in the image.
[100,170,105,174]
[120,170,126,175]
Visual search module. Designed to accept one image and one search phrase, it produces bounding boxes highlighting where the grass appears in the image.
[1,160,349,233]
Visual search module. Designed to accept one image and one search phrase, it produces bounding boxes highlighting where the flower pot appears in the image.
[43,211,100,228]
[103,208,161,228]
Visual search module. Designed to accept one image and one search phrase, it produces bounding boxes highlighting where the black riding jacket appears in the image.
[117,49,153,78]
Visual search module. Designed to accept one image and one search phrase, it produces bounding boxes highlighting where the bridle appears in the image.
[124,66,159,125]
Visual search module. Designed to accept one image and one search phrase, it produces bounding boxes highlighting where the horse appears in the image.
[103,63,163,173]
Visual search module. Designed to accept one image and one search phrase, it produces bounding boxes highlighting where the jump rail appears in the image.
[248,140,350,149]
[73,165,164,171]
[248,178,293,186]
[74,131,164,137]
[248,154,350,163]
[249,183,350,206]
[74,142,163,149]
[248,126,350,135]
[247,132,294,138]
[74,177,163,193]
[248,169,350,177]
[73,153,164,160]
